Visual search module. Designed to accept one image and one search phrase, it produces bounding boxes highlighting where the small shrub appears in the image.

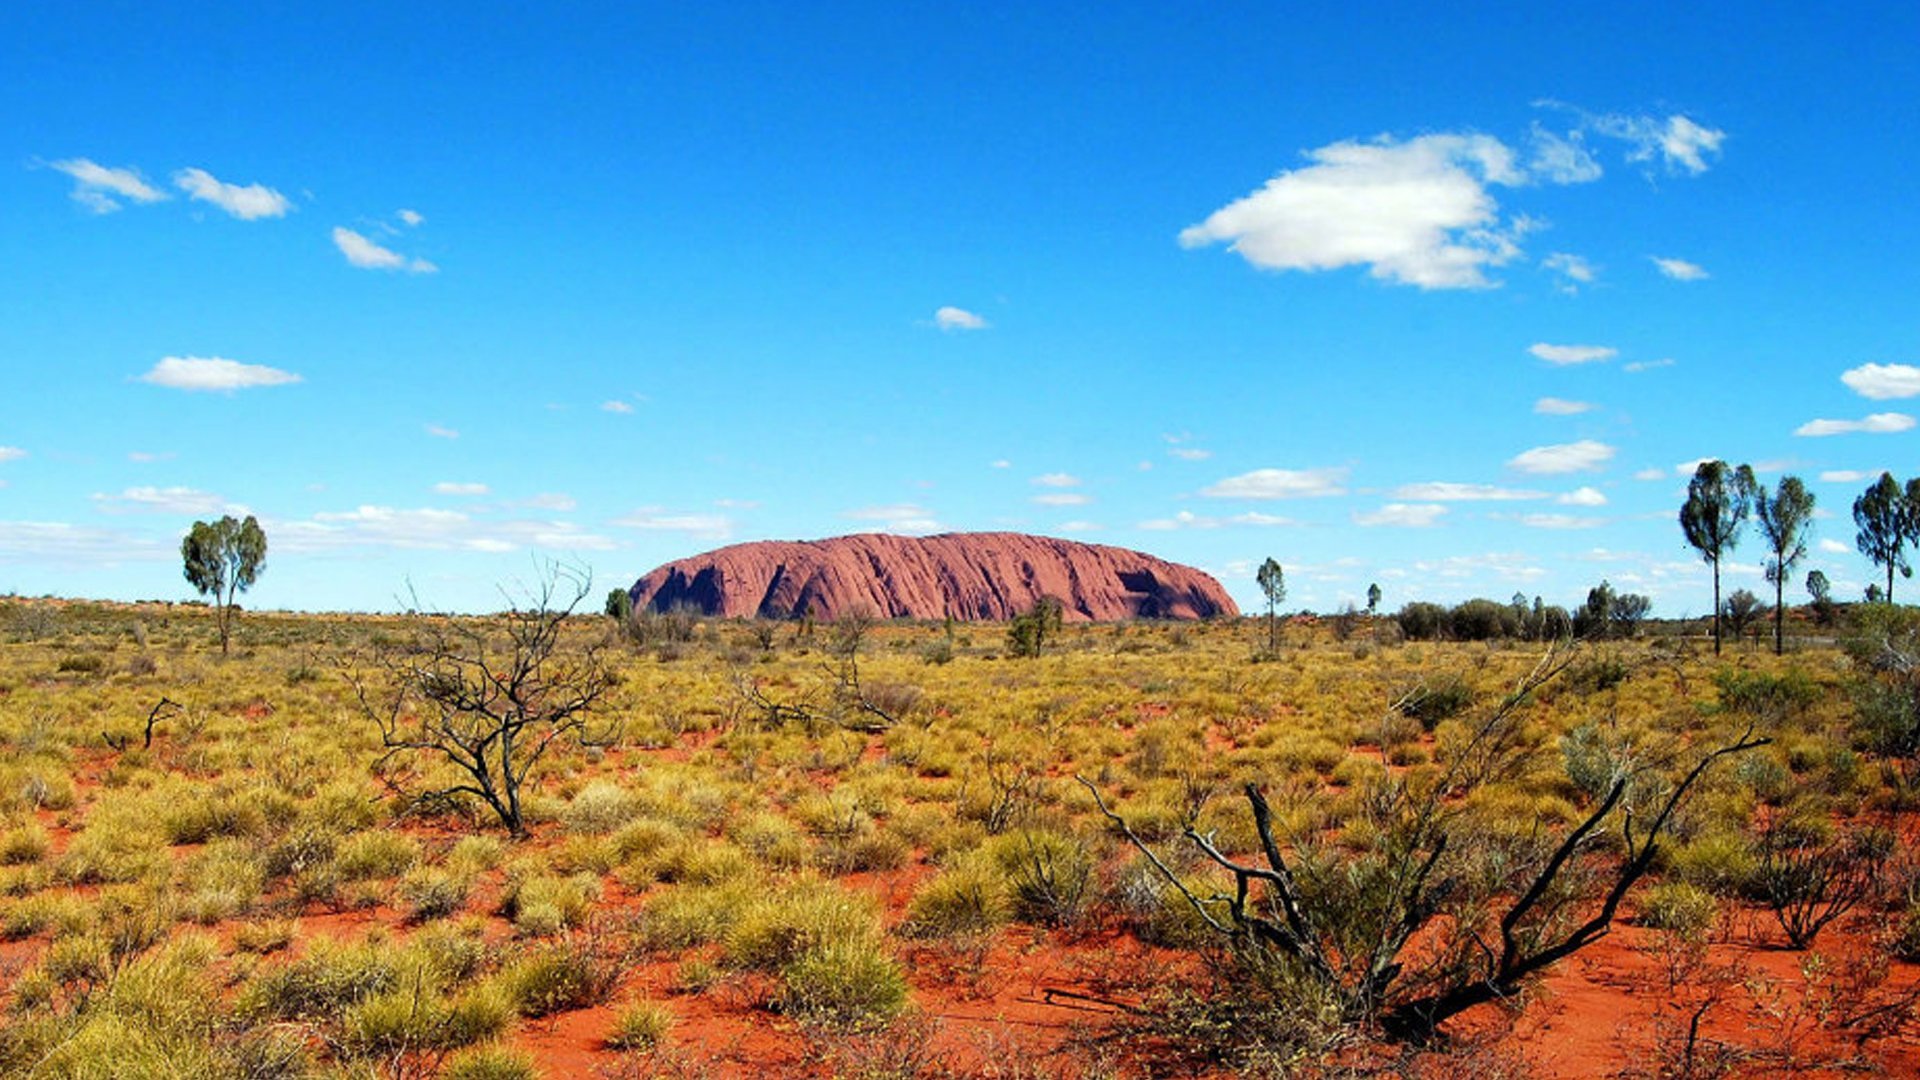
[240,939,399,1021]
[727,880,883,971]
[232,919,297,955]
[502,937,621,1017]
[1394,674,1474,730]
[988,829,1094,928]
[903,857,1008,937]
[162,795,267,845]
[333,830,420,881]
[56,653,106,675]
[605,1000,676,1050]
[0,824,50,865]
[778,937,909,1028]
[441,1045,541,1080]
[564,781,640,835]
[1639,882,1718,938]
[398,867,472,921]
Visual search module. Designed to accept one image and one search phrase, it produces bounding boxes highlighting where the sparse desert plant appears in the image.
[605,1000,676,1050]
[1755,817,1890,948]
[778,936,909,1028]
[1639,882,1719,939]
[354,562,617,837]
[1084,646,1768,1041]
[441,1045,541,1080]
[501,933,623,1017]
[903,854,1009,937]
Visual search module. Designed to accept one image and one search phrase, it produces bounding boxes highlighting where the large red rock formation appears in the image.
[628,532,1238,622]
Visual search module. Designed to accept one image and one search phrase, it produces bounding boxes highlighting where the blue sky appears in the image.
[3,3,1918,615]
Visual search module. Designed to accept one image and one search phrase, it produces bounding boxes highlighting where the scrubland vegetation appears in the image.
[0,592,1917,1077]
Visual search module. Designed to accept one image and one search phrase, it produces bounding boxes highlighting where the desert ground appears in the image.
[0,596,1916,1078]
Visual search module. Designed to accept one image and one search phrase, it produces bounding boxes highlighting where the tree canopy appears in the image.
[181,514,267,655]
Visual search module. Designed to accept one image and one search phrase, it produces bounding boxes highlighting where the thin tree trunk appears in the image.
[1774,572,1785,656]
[1712,563,1722,656]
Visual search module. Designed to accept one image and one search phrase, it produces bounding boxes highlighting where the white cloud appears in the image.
[611,509,733,540]
[1168,447,1212,461]
[601,400,634,414]
[1201,467,1348,499]
[1031,473,1081,488]
[522,492,576,512]
[127,451,173,463]
[1794,413,1916,437]
[1820,538,1850,554]
[1527,125,1602,183]
[1652,256,1709,281]
[1055,521,1102,533]
[1177,133,1531,289]
[1138,510,1299,530]
[1634,467,1666,481]
[934,306,988,331]
[0,447,25,463]
[1529,342,1616,365]
[1535,396,1595,415]
[1032,493,1092,507]
[1558,486,1608,507]
[0,521,169,564]
[1508,439,1615,474]
[172,167,292,220]
[274,505,617,554]
[842,503,943,534]
[90,486,236,515]
[49,158,167,213]
[1353,503,1447,528]
[397,208,424,227]
[1841,363,1920,401]
[1590,113,1727,175]
[425,424,459,439]
[332,226,436,273]
[434,482,489,496]
[139,356,302,392]
[1391,482,1545,501]
[1517,512,1606,529]
[1624,358,1675,373]
[1541,252,1595,288]
[989,459,1011,469]
[1820,470,1874,483]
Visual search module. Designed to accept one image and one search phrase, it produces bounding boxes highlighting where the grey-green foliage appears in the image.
[1756,475,1815,654]
[180,514,267,655]
[1257,557,1286,654]
[1853,472,1913,604]
[1679,460,1756,655]
[1006,596,1063,658]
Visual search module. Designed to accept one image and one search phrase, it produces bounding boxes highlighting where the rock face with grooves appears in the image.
[628,532,1238,622]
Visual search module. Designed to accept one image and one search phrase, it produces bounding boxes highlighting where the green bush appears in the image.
[988,829,1094,928]
[778,937,909,1028]
[441,1045,542,1080]
[239,938,399,1021]
[903,856,1008,937]
[727,880,883,971]
[605,1000,676,1050]
[332,830,420,881]
[501,937,621,1018]
[1639,882,1718,938]
[398,867,472,921]
[1394,674,1474,731]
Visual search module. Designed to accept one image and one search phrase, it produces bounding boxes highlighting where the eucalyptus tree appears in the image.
[1755,475,1815,654]
[1256,557,1286,654]
[1679,460,1757,655]
[181,514,268,656]
[1853,472,1911,604]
